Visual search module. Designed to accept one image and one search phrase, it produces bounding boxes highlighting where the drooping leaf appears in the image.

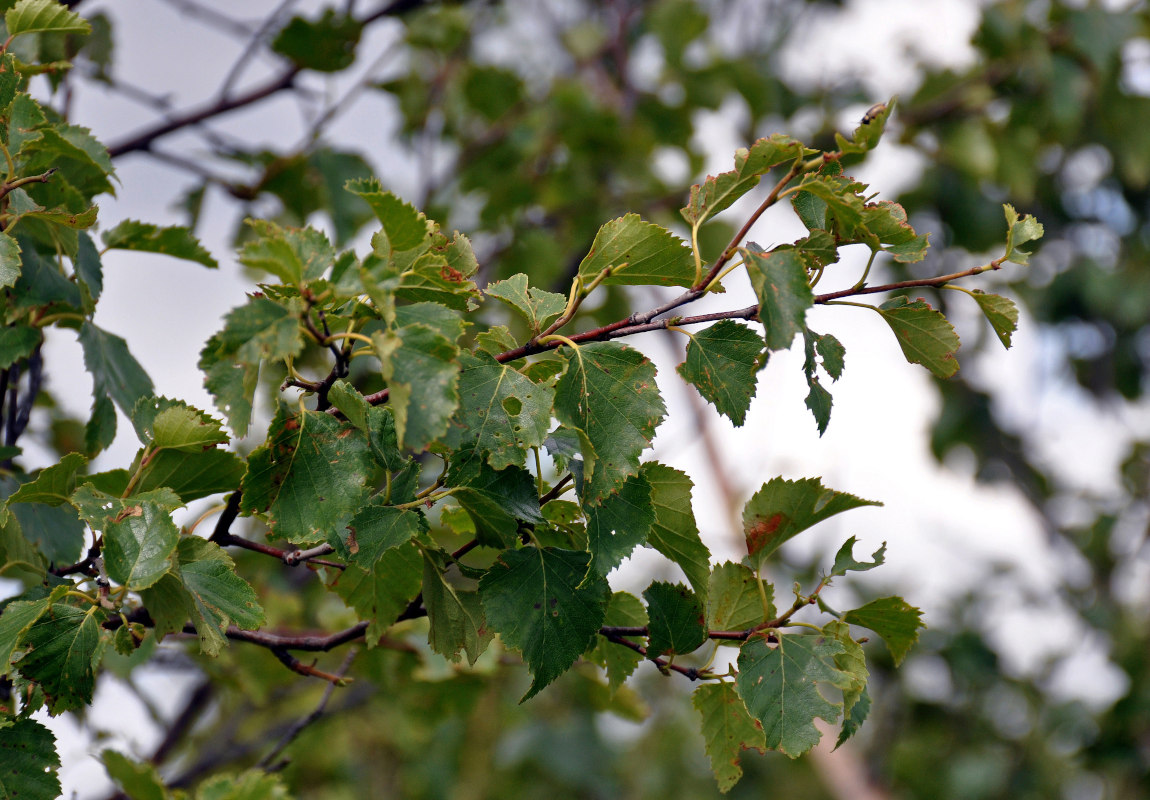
[594,591,647,693]
[681,134,808,226]
[835,684,871,749]
[241,404,375,546]
[0,325,38,370]
[742,477,881,568]
[744,248,813,351]
[553,342,665,502]
[583,472,654,580]
[0,718,61,800]
[803,375,833,436]
[480,547,609,700]
[17,603,100,713]
[344,502,425,568]
[375,323,460,452]
[103,502,179,591]
[736,632,853,757]
[422,549,493,665]
[328,540,423,645]
[843,596,925,666]
[196,771,292,800]
[707,561,772,632]
[101,220,217,267]
[577,214,695,288]
[134,448,246,503]
[823,620,868,725]
[643,581,706,658]
[641,462,710,599]
[829,536,886,577]
[0,232,21,290]
[484,272,566,334]
[6,0,90,37]
[969,290,1019,348]
[445,454,543,549]
[1003,203,1044,265]
[693,682,766,793]
[877,296,961,378]
[812,331,845,379]
[454,350,555,470]
[177,537,265,657]
[78,321,154,418]
[0,592,56,673]
[676,320,764,426]
[100,750,166,800]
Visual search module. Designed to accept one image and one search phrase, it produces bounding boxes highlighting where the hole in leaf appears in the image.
[502,396,522,415]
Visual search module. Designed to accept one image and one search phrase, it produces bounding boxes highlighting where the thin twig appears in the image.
[256,648,356,770]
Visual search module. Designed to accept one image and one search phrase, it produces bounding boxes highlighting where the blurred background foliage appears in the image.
[45,0,1150,797]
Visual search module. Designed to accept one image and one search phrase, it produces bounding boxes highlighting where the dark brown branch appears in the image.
[257,648,356,770]
[600,631,708,681]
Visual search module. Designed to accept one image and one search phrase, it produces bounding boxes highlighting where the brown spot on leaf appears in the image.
[745,513,785,555]
[440,265,464,283]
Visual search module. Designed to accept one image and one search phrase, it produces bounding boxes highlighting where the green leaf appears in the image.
[0,232,20,289]
[241,404,374,546]
[103,502,179,591]
[1003,204,1044,265]
[577,214,695,288]
[829,536,886,577]
[744,248,813,351]
[693,682,766,793]
[8,498,84,566]
[134,448,246,503]
[78,321,154,417]
[346,180,432,255]
[132,397,228,452]
[641,462,710,599]
[676,319,764,426]
[6,0,90,36]
[0,593,56,674]
[877,296,961,379]
[584,472,654,580]
[271,9,362,72]
[238,221,334,285]
[681,134,808,226]
[835,684,871,749]
[177,537,265,656]
[17,603,100,713]
[422,549,493,665]
[69,484,182,529]
[7,452,86,506]
[445,455,543,549]
[595,591,646,693]
[0,324,40,369]
[742,477,881,568]
[736,633,852,757]
[803,375,832,436]
[823,620,868,725]
[860,201,929,263]
[137,573,191,641]
[707,561,772,632]
[842,596,925,666]
[484,272,566,334]
[376,323,460,452]
[643,581,706,658]
[454,351,555,470]
[970,290,1018,348]
[792,172,866,236]
[813,331,845,380]
[0,718,61,800]
[101,220,217,267]
[553,342,665,502]
[196,771,292,800]
[101,750,166,800]
[328,541,423,645]
[345,502,424,568]
[480,547,609,701]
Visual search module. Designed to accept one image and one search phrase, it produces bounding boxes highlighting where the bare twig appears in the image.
[256,648,356,770]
